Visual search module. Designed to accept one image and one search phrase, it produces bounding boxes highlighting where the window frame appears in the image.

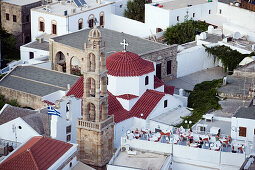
[6,13,9,21]
[239,127,247,137]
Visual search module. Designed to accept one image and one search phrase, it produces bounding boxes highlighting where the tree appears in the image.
[0,26,20,67]
[124,0,149,22]
[164,19,208,45]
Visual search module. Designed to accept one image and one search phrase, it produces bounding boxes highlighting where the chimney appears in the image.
[67,84,70,90]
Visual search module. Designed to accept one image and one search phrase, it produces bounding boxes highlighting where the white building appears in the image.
[31,0,114,41]
[0,104,49,144]
[145,0,217,35]
[42,90,82,144]
[231,103,255,142]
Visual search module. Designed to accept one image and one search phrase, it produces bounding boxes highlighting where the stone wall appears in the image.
[140,44,178,82]
[0,86,45,109]
[1,1,41,46]
[77,124,114,167]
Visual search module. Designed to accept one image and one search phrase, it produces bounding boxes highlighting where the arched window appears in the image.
[88,14,94,28]
[51,20,57,35]
[38,17,45,32]
[99,12,104,27]
[78,18,83,30]
[88,53,95,72]
[145,76,149,85]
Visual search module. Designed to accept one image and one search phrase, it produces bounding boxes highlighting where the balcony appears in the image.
[77,115,114,132]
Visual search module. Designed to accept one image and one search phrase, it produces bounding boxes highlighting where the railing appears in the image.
[241,0,255,12]
[77,116,114,132]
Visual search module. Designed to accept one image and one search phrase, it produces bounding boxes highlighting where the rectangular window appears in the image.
[254,129,255,135]
[193,13,195,17]
[156,63,161,79]
[66,134,71,142]
[6,13,9,21]
[52,24,57,34]
[66,125,71,134]
[145,76,149,85]
[164,100,168,108]
[239,127,246,137]
[29,52,34,59]
[167,60,172,75]
[177,16,179,21]
[13,15,16,22]
[209,10,211,14]
[219,9,222,14]
[39,21,44,32]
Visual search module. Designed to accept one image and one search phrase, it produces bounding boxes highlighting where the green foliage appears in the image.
[124,0,149,22]
[204,45,255,74]
[0,26,20,64]
[164,19,209,45]
[177,79,222,128]
[0,74,6,80]
[0,94,20,110]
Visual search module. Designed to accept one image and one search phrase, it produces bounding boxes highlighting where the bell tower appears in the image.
[76,27,114,167]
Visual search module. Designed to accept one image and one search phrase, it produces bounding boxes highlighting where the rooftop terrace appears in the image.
[32,0,113,16]
[153,0,210,10]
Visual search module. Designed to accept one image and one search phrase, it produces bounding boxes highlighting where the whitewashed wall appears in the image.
[107,71,154,97]
[147,94,183,120]
[67,5,113,32]
[31,10,67,40]
[109,14,151,38]
[177,44,218,78]
[50,96,82,144]
[121,137,246,170]
[231,117,255,142]
[0,117,40,143]
[20,43,49,62]
[145,5,170,35]
[218,2,255,33]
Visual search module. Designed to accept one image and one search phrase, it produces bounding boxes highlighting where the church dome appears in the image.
[89,27,101,38]
[106,51,155,77]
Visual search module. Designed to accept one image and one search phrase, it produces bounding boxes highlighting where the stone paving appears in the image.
[166,66,227,92]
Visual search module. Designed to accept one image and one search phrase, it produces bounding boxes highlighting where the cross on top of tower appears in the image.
[120,39,128,52]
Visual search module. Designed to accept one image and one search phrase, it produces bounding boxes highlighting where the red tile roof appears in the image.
[106,51,155,77]
[0,136,72,170]
[154,76,175,95]
[116,94,138,100]
[154,76,164,89]
[43,100,55,105]
[66,76,84,98]
[108,90,165,123]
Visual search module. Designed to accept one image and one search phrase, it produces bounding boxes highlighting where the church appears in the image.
[46,26,187,159]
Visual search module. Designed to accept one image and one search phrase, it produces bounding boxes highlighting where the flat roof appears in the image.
[218,76,251,97]
[112,150,167,169]
[193,119,231,136]
[23,40,49,51]
[32,0,113,16]
[0,66,79,97]
[1,0,41,6]
[52,28,170,57]
[151,107,192,126]
[156,0,209,10]
[234,106,255,120]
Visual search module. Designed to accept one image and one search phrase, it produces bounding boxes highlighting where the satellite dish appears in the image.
[233,32,241,39]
